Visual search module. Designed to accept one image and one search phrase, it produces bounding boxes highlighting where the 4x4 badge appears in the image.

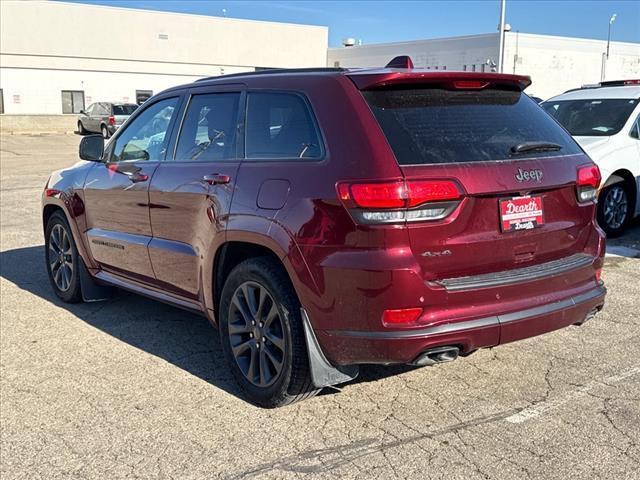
[515,168,543,183]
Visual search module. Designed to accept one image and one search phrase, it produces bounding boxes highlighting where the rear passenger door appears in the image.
[229,90,325,233]
[148,85,244,298]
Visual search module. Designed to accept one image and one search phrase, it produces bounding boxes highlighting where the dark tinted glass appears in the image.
[246,92,323,160]
[175,93,241,161]
[363,88,581,165]
[113,104,138,116]
[541,98,638,136]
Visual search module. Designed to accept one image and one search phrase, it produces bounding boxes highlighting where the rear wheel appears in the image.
[101,124,110,139]
[598,182,631,237]
[219,257,319,407]
[45,212,82,303]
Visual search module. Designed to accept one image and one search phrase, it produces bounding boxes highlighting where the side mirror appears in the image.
[79,109,86,115]
[79,134,104,161]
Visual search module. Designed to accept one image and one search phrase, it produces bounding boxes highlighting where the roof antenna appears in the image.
[385,55,414,69]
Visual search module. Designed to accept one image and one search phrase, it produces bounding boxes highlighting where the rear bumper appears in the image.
[316,283,606,365]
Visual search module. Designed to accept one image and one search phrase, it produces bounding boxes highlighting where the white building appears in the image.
[328,33,640,100]
[0,1,328,115]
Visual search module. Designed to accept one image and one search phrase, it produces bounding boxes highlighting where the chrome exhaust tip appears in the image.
[410,346,460,367]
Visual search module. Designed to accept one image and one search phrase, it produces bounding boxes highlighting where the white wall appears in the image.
[505,33,640,100]
[328,34,499,71]
[0,0,328,114]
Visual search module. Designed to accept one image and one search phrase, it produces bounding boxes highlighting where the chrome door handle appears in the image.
[202,174,231,185]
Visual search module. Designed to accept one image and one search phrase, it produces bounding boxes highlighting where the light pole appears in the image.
[497,0,507,73]
[601,13,617,81]
[607,13,617,59]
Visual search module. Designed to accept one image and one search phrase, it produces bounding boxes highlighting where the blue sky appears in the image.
[62,0,640,47]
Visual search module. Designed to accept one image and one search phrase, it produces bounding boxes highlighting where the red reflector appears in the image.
[595,268,602,282]
[108,115,116,126]
[348,182,406,209]
[406,180,460,207]
[452,80,489,90]
[577,165,601,188]
[382,308,423,325]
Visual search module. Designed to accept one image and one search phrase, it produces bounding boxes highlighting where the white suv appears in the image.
[542,81,640,236]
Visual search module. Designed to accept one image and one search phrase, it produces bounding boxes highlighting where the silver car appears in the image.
[77,102,138,138]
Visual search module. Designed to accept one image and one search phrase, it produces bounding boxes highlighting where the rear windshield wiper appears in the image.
[510,141,563,155]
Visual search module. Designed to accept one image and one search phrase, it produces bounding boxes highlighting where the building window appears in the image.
[135,90,153,105]
[471,64,476,72]
[61,90,85,114]
[0,89,4,114]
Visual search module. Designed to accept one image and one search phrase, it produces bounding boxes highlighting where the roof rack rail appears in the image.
[195,67,347,83]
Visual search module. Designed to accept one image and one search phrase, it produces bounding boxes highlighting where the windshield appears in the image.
[363,88,581,165]
[541,98,638,137]
[112,104,138,116]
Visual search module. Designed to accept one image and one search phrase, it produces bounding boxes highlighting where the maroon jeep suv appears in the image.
[42,60,606,407]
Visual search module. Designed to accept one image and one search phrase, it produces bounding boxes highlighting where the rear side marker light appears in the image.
[576,164,601,203]
[382,308,423,326]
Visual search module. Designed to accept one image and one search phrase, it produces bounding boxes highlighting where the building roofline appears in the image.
[50,1,328,31]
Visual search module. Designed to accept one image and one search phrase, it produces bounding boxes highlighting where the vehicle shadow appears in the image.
[0,245,409,403]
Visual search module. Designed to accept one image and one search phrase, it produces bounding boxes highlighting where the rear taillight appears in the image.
[108,115,116,126]
[337,179,461,224]
[576,164,601,203]
[595,267,602,282]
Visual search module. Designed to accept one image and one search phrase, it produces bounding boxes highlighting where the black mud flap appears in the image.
[79,259,114,302]
[301,308,358,388]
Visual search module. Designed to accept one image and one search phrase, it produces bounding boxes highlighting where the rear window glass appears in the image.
[113,104,138,116]
[541,98,638,137]
[363,88,581,165]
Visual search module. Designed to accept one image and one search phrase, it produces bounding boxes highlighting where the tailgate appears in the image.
[360,81,597,282]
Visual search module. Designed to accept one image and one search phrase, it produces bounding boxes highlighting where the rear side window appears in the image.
[363,88,581,165]
[113,104,138,116]
[245,92,323,160]
[175,93,241,161]
[541,98,638,137]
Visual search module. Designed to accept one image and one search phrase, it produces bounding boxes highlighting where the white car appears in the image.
[542,81,640,236]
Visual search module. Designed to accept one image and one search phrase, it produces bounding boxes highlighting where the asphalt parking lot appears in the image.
[1,133,639,480]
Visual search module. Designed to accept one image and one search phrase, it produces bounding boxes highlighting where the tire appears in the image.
[597,181,631,237]
[101,124,110,139]
[219,257,320,407]
[45,212,82,303]
[77,121,87,135]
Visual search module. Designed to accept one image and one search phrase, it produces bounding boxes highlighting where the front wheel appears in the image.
[77,121,86,135]
[45,212,82,302]
[597,182,631,237]
[219,257,319,407]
